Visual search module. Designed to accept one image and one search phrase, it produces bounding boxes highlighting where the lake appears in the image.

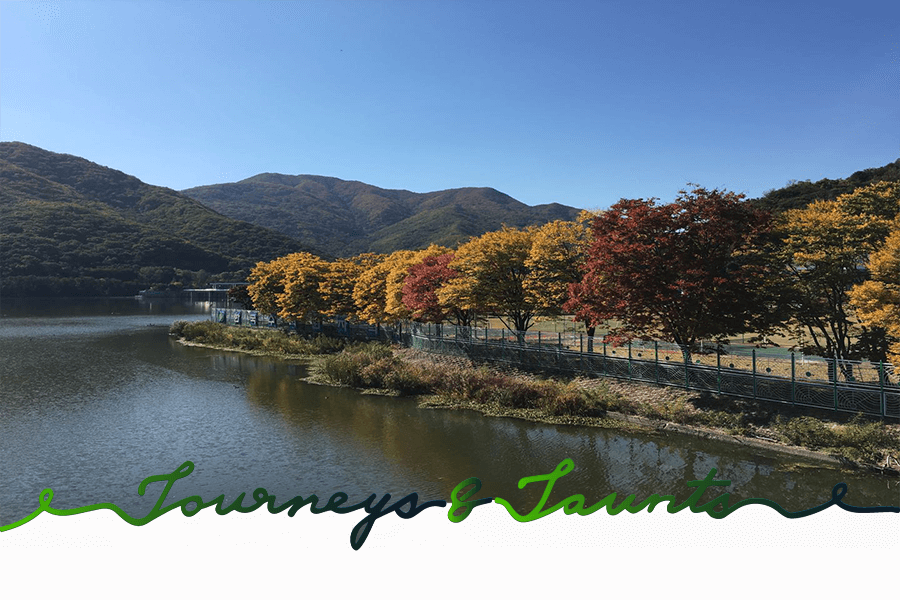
[1,298,897,528]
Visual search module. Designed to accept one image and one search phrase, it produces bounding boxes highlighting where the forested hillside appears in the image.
[749,159,900,214]
[182,174,580,257]
[0,142,308,296]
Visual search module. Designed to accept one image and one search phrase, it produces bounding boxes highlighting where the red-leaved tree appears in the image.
[402,253,477,327]
[565,186,777,359]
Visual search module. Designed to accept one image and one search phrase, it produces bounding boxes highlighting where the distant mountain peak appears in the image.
[181,173,580,256]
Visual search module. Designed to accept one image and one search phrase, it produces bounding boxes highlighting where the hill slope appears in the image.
[749,158,900,214]
[0,142,308,296]
[182,174,580,256]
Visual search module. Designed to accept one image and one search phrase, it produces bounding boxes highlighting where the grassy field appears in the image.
[475,316,891,384]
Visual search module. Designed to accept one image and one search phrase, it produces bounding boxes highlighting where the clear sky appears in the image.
[2,0,898,210]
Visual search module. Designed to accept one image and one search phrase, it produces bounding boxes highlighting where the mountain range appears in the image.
[2,141,897,297]
[0,142,579,296]
[181,174,580,257]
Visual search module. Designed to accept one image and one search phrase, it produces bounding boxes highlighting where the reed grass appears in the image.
[312,345,619,416]
[170,320,350,356]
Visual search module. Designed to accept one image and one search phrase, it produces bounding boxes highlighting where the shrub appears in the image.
[359,356,398,388]
[830,414,900,462]
[318,353,369,387]
[169,320,189,337]
[490,379,542,409]
[382,362,436,395]
[170,321,364,356]
[539,383,593,416]
[775,416,838,449]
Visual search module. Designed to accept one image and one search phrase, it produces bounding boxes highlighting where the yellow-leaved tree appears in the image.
[777,181,899,371]
[524,215,595,340]
[352,251,414,324]
[248,256,291,323]
[276,252,330,324]
[319,253,382,321]
[439,226,546,336]
[849,215,900,367]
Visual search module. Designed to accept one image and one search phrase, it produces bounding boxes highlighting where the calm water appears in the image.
[1,299,897,527]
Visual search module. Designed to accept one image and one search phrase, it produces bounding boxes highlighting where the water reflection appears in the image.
[1,300,897,528]
[174,340,897,513]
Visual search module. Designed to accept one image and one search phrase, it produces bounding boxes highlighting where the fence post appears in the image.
[833,357,839,411]
[654,341,659,384]
[628,340,633,379]
[538,331,541,347]
[684,346,689,390]
[791,352,796,405]
[752,349,757,399]
[603,338,607,374]
[557,332,562,370]
[580,334,585,373]
[880,362,886,417]
[717,349,721,395]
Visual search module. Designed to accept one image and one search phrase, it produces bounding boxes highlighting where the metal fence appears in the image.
[212,309,899,418]
[213,308,391,341]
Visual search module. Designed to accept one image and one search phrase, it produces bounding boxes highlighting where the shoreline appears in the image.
[173,335,900,477]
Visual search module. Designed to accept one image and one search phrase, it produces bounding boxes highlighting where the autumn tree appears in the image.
[439,226,546,336]
[835,180,899,223]
[566,186,775,359]
[524,215,595,345]
[319,253,381,320]
[384,245,450,322]
[401,252,477,326]
[276,252,330,324]
[247,256,291,323]
[776,182,899,368]
[353,251,415,324]
[848,215,900,367]
[226,284,255,310]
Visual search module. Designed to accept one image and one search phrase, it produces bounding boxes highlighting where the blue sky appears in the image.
[1,0,897,210]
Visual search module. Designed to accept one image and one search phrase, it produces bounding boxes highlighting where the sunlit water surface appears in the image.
[1,298,897,527]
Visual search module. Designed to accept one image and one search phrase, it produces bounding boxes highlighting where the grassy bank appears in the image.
[310,343,900,469]
[309,343,618,416]
[169,320,353,356]
[171,322,899,471]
